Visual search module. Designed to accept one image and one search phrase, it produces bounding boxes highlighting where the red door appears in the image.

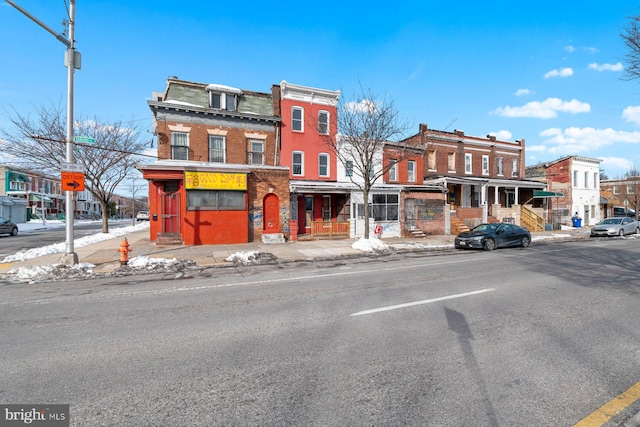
[161,192,180,235]
[263,193,279,234]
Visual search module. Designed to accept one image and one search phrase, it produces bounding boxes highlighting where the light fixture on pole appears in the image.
[6,0,80,264]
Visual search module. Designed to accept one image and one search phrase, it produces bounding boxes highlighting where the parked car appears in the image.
[613,207,636,218]
[455,223,531,251]
[136,210,150,221]
[0,216,18,236]
[590,217,639,237]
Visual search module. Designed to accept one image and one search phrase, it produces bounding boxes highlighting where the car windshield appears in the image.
[601,218,623,225]
[471,224,498,232]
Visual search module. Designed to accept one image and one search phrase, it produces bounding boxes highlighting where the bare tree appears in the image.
[318,84,413,238]
[622,15,640,81]
[617,173,640,219]
[0,102,148,233]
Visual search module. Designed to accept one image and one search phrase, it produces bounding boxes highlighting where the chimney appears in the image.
[419,123,428,133]
[487,135,496,142]
[454,129,464,137]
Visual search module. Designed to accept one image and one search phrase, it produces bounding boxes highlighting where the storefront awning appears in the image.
[533,190,564,198]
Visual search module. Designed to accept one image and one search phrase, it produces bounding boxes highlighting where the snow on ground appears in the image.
[351,237,390,252]
[2,220,150,263]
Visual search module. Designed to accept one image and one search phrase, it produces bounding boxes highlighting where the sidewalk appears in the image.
[0,226,592,275]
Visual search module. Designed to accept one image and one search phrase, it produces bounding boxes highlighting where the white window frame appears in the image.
[496,157,503,176]
[208,135,226,163]
[210,92,237,111]
[318,153,330,177]
[407,160,416,182]
[292,106,304,132]
[318,110,329,135]
[573,170,578,187]
[585,171,589,188]
[512,159,518,177]
[448,153,456,172]
[482,155,489,175]
[171,131,189,160]
[389,159,398,181]
[247,139,265,165]
[465,153,472,174]
[292,151,304,176]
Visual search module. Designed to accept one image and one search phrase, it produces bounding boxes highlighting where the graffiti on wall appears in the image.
[281,206,289,232]
[249,205,263,226]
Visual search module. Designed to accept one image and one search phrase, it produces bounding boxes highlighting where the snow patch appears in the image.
[351,238,389,252]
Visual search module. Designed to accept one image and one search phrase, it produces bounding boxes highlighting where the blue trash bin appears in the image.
[572,217,582,228]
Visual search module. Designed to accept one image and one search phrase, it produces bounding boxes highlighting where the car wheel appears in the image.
[619,229,625,237]
[10,227,17,236]
[521,235,531,248]
[484,238,496,251]
[636,227,640,235]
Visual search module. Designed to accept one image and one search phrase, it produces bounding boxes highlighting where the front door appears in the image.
[161,181,180,236]
[264,193,279,234]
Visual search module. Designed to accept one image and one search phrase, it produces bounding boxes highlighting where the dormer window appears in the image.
[206,84,242,112]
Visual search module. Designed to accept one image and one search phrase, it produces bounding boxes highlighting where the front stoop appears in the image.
[155,233,184,246]
[261,233,286,244]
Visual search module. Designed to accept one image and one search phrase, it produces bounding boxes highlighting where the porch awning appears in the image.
[29,194,53,202]
[533,190,564,198]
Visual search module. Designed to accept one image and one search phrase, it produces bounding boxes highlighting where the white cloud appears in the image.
[564,45,576,53]
[539,127,640,154]
[345,99,378,113]
[527,145,548,153]
[488,130,512,140]
[622,105,640,125]
[585,47,599,54]
[599,157,635,175]
[588,62,623,72]
[515,89,534,97]
[491,98,590,119]
[544,67,574,79]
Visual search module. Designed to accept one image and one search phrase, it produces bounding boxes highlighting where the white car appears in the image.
[136,210,150,221]
[590,217,639,237]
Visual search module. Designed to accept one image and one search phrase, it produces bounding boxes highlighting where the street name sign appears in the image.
[60,162,84,173]
[74,135,95,143]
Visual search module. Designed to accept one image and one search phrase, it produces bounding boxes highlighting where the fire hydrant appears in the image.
[117,238,132,265]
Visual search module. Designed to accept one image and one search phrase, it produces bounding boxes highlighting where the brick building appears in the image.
[139,78,290,245]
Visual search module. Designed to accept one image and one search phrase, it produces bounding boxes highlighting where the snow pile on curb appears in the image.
[351,238,389,252]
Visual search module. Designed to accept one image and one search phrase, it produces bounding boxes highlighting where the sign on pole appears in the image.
[61,171,85,191]
[74,135,95,143]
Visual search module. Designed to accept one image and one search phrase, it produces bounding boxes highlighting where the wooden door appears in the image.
[264,193,279,234]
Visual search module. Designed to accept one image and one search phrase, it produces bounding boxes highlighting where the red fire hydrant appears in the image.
[117,238,132,265]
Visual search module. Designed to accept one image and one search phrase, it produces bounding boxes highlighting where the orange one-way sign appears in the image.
[61,171,85,192]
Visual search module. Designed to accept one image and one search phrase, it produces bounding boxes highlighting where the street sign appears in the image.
[74,135,95,143]
[60,162,84,173]
[61,171,85,191]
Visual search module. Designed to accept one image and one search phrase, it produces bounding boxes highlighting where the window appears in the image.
[171,131,189,160]
[628,185,635,194]
[210,92,236,111]
[448,153,456,172]
[594,172,598,188]
[389,159,398,181]
[465,153,472,174]
[319,153,329,177]
[187,190,246,210]
[208,135,225,163]
[372,194,399,221]
[512,159,518,177]
[428,150,436,170]
[482,155,489,175]
[318,111,329,135]
[585,171,589,188]
[408,160,416,182]
[292,152,303,176]
[573,170,578,187]
[614,185,620,194]
[248,139,264,165]
[496,157,503,176]
[345,160,354,177]
[292,107,303,132]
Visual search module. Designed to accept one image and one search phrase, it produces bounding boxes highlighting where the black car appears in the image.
[455,223,531,251]
[0,216,18,236]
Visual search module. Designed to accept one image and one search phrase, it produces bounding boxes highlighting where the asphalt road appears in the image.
[1,238,640,426]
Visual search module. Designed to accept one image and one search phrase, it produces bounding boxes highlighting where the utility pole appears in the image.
[6,0,80,264]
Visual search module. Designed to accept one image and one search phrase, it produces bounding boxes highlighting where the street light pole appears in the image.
[5,0,79,264]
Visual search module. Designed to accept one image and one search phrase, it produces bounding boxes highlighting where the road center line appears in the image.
[572,380,640,427]
[350,288,495,316]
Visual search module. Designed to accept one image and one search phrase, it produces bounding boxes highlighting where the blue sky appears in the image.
[2,1,640,178]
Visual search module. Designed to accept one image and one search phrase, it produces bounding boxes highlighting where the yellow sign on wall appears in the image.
[185,171,247,190]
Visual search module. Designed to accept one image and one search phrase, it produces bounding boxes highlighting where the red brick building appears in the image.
[139,78,290,245]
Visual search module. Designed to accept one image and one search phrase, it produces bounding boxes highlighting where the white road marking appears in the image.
[350,288,496,316]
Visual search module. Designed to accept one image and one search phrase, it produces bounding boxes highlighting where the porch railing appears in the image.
[521,205,545,232]
[310,220,350,238]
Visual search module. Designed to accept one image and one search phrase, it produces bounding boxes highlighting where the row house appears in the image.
[526,156,602,227]
[399,124,545,232]
[600,176,639,219]
[139,78,290,245]
[0,165,63,221]
[274,81,342,240]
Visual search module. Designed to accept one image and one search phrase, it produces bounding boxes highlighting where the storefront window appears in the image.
[187,190,245,210]
[372,194,399,221]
